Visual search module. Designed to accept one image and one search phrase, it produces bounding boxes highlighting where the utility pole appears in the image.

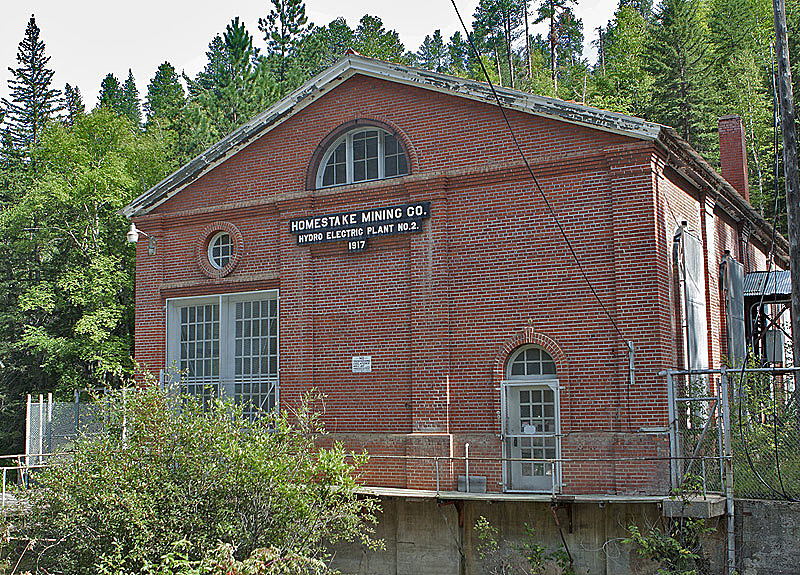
[773,0,800,408]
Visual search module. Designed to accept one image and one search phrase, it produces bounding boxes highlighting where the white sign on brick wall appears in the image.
[352,356,372,373]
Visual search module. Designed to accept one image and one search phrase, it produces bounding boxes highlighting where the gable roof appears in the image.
[120,54,789,264]
[121,54,662,218]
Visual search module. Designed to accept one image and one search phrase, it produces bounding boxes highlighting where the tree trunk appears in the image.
[550,0,558,96]
[524,0,532,78]
[505,13,514,88]
[494,43,503,86]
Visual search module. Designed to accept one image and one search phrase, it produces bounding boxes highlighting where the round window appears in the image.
[208,232,233,270]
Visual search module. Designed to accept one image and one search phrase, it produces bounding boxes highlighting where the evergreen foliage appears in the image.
[533,0,577,95]
[98,73,124,112]
[145,62,190,167]
[63,83,85,126]
[185,17,276,152]
[1,15,61,151]
[417,30,448,72]
[259,0,309,83]
[121,69,142,127]
[351,15,410,63]
[645,0,716,154]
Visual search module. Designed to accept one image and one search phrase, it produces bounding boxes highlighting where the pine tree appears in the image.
[534,0,577,96]
[121,70,142,127]
[293,18,355,75]
[447,31,470,76]
[145,62,189,166]
[98,74,123,112]
[64,84,85,126]
[591,4,654,116]
[646,0,716,154]
[185,18,276,150]
[352,15,409,63]
[1,15,61,151]
[259,0,309,83]
[145,62,185,122]
[417,30,448,73]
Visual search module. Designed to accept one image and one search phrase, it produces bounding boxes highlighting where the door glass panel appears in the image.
[178,303,220,404]
[234,298,278,420]
[508,384,558,490]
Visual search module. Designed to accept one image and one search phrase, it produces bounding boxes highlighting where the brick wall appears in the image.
[133,74,769,494]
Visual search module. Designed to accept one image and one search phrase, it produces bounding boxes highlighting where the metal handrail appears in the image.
[1,450,722,509]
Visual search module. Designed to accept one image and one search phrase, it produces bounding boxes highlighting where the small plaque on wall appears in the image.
[352,356,372,373]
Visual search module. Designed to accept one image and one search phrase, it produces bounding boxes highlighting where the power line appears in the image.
[449,0,627,343]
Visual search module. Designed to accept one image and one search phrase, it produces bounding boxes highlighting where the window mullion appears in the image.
[378,131,385,179]
[220,295,234,397]
[346,134,354,184]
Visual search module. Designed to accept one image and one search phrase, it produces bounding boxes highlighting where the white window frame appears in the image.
[315,128,408,188]
[207,231,234,270]
[165,289,279,415]
[501,346,562,493]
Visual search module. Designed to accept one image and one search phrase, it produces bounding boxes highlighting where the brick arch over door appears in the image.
[492,328,571,431]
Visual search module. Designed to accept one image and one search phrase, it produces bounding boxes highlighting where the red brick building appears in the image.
[123,55,784,496]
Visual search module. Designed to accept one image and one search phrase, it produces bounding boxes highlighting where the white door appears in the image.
[507,385,558,491]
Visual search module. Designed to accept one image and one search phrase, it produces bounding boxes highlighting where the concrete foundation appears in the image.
[331,495,800,575]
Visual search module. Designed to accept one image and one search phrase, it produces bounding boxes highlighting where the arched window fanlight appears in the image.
[316,127,409,188]
[507,346,557,378]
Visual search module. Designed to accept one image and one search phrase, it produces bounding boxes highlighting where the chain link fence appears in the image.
[667,367,800,501]
[26,390,104,464]
[669,370,725,494]
[729,368,800,500]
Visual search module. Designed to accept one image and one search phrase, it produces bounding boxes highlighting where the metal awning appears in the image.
[743,270,792,297]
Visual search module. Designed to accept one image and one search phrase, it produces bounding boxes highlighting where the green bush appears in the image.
[6,380,379,574]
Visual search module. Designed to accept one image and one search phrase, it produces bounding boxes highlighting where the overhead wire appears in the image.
[734,40,797,502]
[449,0,627,344]
[447,0,796,500]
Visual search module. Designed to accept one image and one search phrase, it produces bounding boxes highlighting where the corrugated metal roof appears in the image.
[743,270,792,297]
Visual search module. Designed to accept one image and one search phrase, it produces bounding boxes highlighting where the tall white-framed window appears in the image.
[501,346,561,492]
[166,290,278,420]
[316,127,409,188]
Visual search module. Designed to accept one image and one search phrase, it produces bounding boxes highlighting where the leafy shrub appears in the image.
[6,379,379,574]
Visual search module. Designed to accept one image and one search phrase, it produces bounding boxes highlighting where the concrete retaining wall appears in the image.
[331,497,800,575]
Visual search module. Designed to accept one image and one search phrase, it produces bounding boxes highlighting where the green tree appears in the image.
[63,83,85,126]
[708,0,774,213]
[259,0,309,83]
[534,0,577,96]
[145,62,190,167]
[1,15,61,152]
[417,30,448,72]
[446,31,470,77]
[1,108,168,392]
[293,17,355,76]
[8,384,379,574]
[473,0,524,88]
[98,73,124,112]
[590,4,654,116]
[121,69,142,127]
[185,18,277,151]
[352,15,409,63]
[645,0,716,154]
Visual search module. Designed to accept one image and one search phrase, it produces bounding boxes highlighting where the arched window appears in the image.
[315,127,409,188]
[503,345,560,492]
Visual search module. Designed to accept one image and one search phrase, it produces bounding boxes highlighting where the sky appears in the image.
[1,0,618,106]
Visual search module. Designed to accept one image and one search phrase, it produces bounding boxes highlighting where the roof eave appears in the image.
[122,54,662,218]
[656,127,789,266]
